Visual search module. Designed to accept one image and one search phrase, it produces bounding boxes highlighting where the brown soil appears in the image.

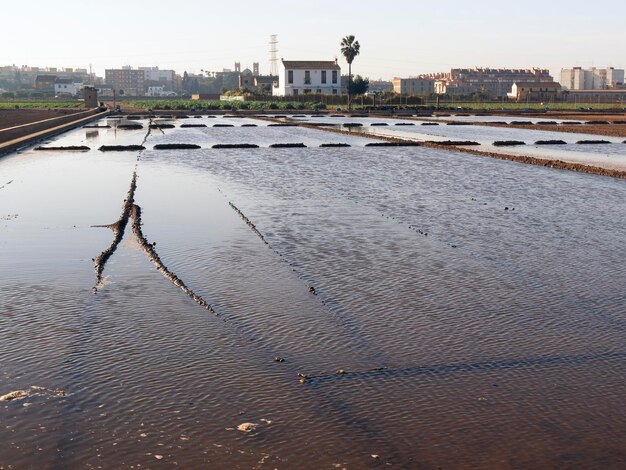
[0,109,79,130]
[500,112,626,121]
[506,123,626,138]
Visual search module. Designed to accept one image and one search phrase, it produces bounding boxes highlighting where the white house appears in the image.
[273,59,341,96]
[146,85,165,97]
[54,78,82,96]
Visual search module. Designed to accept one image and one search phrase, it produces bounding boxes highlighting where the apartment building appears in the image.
[560,67,625,90]
[435,68,555,98]
[392,77,435,96]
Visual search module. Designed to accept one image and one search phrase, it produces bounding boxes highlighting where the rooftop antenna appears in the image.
[269,34,278,76]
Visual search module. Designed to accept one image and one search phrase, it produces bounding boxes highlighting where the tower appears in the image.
[253,62,259,76]
[235,62,241,73]
[269,34,278,76]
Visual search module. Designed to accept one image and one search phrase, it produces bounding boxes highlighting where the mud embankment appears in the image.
[129,204,218,315]
[445,146,626,179]
[35,145,90,151]
[228,202,270,246]
[300,350,626,387]
[0,385,66,402]
[92,172,138,288]
[507,123,626,138]
[92,175,218,313]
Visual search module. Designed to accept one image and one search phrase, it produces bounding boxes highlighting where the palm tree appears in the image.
[340,35,360,110]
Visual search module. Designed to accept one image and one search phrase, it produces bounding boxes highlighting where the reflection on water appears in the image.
[291,114,626,170]
[1,118,626,468]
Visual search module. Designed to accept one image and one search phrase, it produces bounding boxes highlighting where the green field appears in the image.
[125,99,624,112]
[2,98,622,112]
[122,99,326,111]
[428,101,626,111]
[0,101,84,109]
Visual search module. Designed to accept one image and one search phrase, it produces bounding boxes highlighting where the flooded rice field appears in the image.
[1,116,626,469]
[368,126,626,169]
[424,114,584,124]
[289,114,626,170]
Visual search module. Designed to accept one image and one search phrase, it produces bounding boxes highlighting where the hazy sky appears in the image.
[2,0,625,80]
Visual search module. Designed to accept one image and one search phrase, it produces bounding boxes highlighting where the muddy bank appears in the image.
[35,145,90,151]
[91,168,218,313]
[99,145,145,152]
[212,144,259,149]
[228,202,270,246]
[576,140,611,145]
[92,172,138,287]
[429,140,480,146]
[129,204,218,315]
[269,143,307,148]
[436,145,626,179]
[365,142,420,147]
[505,123,626,138]
[493,141,525,147]
[153,143,201,150]
[535,140,567,145]
[0,386,66,402]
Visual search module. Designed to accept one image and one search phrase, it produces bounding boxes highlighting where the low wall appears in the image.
[0,109,108,157]
[0,109,102,143]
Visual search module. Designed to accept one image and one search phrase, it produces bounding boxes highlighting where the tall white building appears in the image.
[560,67,624,90]
[139,67,175,83]
[273,59,341,96]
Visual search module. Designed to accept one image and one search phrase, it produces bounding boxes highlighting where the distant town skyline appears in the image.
[2,0,625,80]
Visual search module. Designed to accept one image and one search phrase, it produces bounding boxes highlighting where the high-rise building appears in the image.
[560,67,625,90]
[138,67,175,83]
[105,68,145,96]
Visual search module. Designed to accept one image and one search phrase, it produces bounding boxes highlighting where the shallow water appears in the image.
[426,114,584,124]
[288,114,626,170]
[363,123,626,170]
[1,118,626,469]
